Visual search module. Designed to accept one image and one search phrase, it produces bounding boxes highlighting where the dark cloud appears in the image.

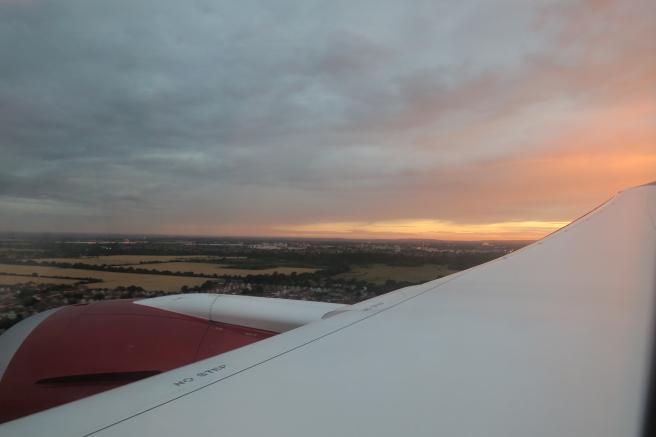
[0,0,654,237]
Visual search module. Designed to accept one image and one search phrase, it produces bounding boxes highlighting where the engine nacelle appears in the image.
[0,295,345,424]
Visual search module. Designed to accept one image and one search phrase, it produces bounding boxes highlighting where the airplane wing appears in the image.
[1,182,655,436]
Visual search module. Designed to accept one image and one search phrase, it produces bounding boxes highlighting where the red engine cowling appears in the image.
[0,299,276,424]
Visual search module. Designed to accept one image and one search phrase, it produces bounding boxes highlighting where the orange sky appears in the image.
[0,0,654,240]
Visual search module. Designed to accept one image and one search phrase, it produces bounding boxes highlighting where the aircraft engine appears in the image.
[0,294,344,423]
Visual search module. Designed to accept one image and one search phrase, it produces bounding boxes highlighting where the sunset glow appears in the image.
[0,0,654,240]
[276,220,571,240]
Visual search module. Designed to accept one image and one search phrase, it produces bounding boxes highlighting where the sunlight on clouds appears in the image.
[0,0,653,237]
[277,219,570,240]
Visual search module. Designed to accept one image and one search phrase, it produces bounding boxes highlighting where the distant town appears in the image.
[0,233,532,333]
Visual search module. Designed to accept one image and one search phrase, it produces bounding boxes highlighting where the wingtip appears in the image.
[618,181,656,194]
[636,181,656,188]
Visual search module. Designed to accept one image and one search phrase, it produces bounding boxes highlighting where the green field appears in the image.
[335,263,458,285]
[33,255,229,266]
[139,262,318,276]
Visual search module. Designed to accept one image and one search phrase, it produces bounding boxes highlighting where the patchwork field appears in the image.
[1,257,452,291]
[0,264,210,292]
[0,259,316,292]
[335,263,458,285]
[145,262,318,276]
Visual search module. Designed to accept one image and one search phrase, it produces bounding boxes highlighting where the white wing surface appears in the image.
[2,183,656,436]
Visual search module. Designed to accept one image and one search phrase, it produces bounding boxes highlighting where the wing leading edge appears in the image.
[2,183,656,436]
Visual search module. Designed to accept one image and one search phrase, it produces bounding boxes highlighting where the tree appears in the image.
[22,297,38,307]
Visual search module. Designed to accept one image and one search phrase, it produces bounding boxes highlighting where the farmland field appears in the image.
[335,263,458,285]
[145,262,318,276]
[0,275,79,286]
[0,264,210,292]
[0,258,455,292]
[32,255,231,266]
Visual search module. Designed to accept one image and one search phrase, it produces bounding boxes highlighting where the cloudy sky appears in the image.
[1,0,654,240]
